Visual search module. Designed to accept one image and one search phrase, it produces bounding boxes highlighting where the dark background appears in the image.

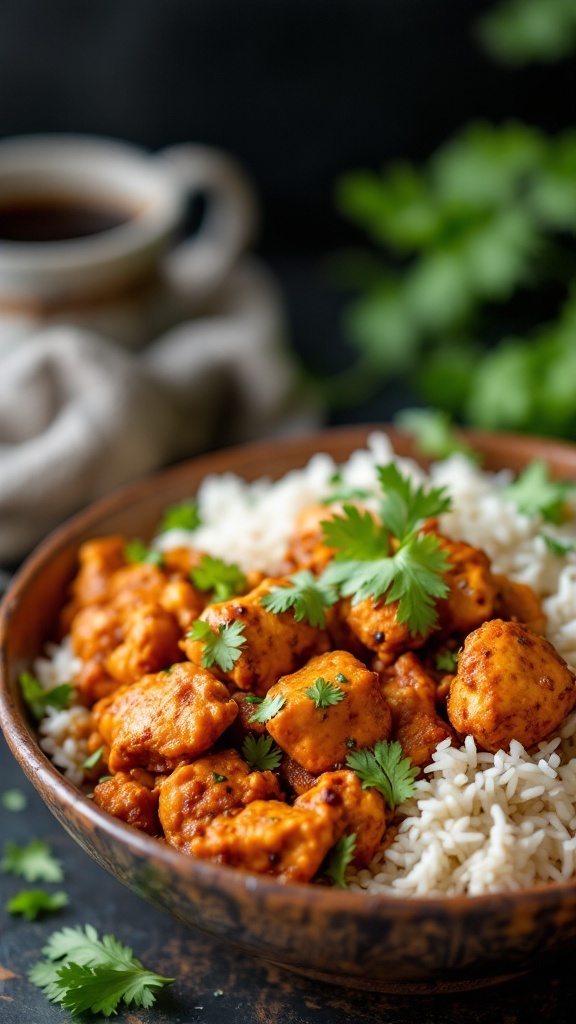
[0,0,574,419]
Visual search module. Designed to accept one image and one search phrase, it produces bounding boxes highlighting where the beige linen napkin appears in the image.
[0,257,319,563]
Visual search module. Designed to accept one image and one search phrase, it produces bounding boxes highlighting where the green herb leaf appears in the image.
[1,840,64,883]
[346,740,418,810]
[242,734,283,771]
[260,570,338,628]
[123,539,164,567]
[435,649,460,673]
[19,672,73,721]
[158,500,201,533]
[248,693,286,725]
[82,747,103,771]
[540,532,576,555]
[304,677,347,709]
[503,459,574,524]
[394,407,479,462]
[29,924,174,1017]
[6,888,68,921]
[324,833,357,889]
[212,773,228,784]
[0,788,27,812]
[377,463,452,543]
[321,504,389,561]
[188,619,247,673]
[320,485,373,505]
[190,554,247,601]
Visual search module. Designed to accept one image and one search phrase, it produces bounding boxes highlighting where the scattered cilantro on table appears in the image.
[242,734,283,771]
[260,570,338,628]
[190,554,248,601]
[187,620,247,672]
[6,889,68,921]
[29,924,174,1018]
[1,840,64,883]
[346,740,418,811]
[19,672,73,721]
[304,677,346,709]
[321,463,452,637]
[1,788,27,812]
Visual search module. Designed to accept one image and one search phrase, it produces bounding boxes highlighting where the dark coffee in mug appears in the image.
[0,195,133,242]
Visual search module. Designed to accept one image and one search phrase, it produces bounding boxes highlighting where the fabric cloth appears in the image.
[0,256,320,564]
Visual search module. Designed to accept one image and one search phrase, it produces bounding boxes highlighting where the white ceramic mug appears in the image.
[0,134,259,352]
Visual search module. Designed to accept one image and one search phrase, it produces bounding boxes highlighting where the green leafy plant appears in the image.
[304,677,347,709]
[190,554,248,601]
[346,740,418,811]
[324,833,357,889]
[6,889,68,921]
[187,620,247,672]
[260,570,338,628]
[327,2,576,442]
[242,734,283,771]
[1,840,64,883]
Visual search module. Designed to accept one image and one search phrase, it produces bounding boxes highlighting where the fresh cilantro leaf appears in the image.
[320,485,373,505]
[394,407,479,461]
[1,840,64,883]
[377,463,452,542]
[82,747,103,771]
[123,539,164,567]
[158,500,201,533]
[29,924,173,1017]
[304,677,347,709]
[260,570,338,628]
[6,888,68,921]
[503,459,574,524]
[321,504,389,561]
[245,694,263,705]
[346,740,418,810]
[324,833,357,889]
[190,554,247,601]
[19,672,73,721]
[435,649,460,673]
[540,533,576,555]
[212,773,228,783]
[1,788,27,812]
[242,734,283,771]
[188,619,247,672]
[248,693,286,725]
[335,673,349,683]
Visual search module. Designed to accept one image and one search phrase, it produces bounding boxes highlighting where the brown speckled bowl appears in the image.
[2,425,576,994]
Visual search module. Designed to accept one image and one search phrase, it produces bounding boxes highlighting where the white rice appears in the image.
[35,431,576,896]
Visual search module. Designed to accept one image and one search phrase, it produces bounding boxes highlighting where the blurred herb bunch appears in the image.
[331,0,576,439]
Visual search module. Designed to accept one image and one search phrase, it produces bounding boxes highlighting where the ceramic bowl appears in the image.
[2,425,576,994]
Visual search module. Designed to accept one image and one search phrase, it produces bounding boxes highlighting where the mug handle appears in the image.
[156,143,259,298]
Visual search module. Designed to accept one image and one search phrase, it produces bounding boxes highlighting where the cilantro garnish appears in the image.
[260,570,338,628]
[248,693,286,725]
[321,464,452,636]
[435,649,460,673]
[19,672,73,721]
[1,788,27,812]
[324,833,357,889]
[82,747,103,771]
[158,500,201,533]
[190,554,248,601]
[394,407,479,461]
[346,740,418,810]
[244,694,263,705]
[6,889,68,921]
[320,485,373,505]
[212,773,228,783]
[540,533,576,556]
[242,734,283,771]
[123,539,164,567]
[503,459,574,524]
[1,840,64,883]
[187,619,247,672]
[304,677,346,709]
[29,924,174,1017]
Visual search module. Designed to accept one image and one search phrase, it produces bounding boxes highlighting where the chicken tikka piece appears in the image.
[380,652,456,769]
[180,576,330,696]
[93,769,160,836]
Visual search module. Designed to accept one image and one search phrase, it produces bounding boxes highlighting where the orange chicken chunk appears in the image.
[180,577,330,695]
[189,798,343,883]
[265,650,392,774]
[93,662,238,773]
[447,619,576,753]
[295,769,387,868]
[93,770,160,835]
[105,602,183,684]
[158,749,282,852]
[381,652,456,768]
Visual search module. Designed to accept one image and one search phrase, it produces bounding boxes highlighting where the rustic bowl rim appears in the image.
[2,422,576,923]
